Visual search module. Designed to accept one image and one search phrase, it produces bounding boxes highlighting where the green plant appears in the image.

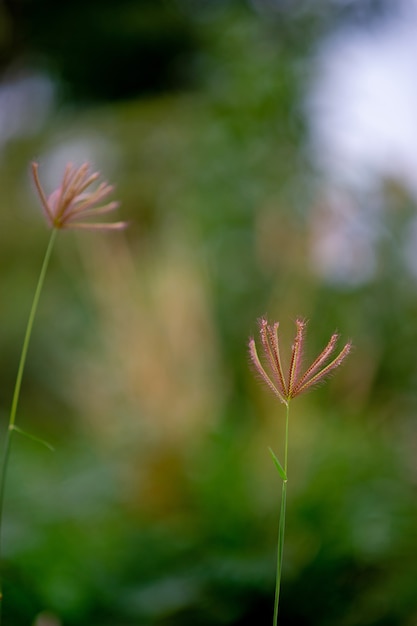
[0,162,126,622]
[249,317,351,626]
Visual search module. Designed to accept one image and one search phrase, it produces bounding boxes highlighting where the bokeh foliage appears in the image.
[0,2,416,625]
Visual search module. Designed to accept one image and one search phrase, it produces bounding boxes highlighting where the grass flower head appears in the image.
[249,317,351,405]
[32,161,126,230]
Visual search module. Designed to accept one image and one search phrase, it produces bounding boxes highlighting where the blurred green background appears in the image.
[0,0,417,624]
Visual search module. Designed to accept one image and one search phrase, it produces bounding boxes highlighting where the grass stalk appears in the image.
[0,228,57,617]
[273,400,290,626]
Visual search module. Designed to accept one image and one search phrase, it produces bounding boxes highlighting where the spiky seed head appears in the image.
[32,162,127,231]
[249,317,351,403]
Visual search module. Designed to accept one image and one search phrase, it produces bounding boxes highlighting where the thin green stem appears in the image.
[0,228,57,613]
[273,400,290,626]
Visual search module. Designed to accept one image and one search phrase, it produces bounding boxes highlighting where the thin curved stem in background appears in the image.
[0,228,57,619]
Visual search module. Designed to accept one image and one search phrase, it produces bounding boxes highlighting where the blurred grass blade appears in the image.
[269,447,287,481]
[11,425,55,452]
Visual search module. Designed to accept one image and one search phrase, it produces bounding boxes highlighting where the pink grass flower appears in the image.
[249,317,351,405]
[32,162,127,230]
